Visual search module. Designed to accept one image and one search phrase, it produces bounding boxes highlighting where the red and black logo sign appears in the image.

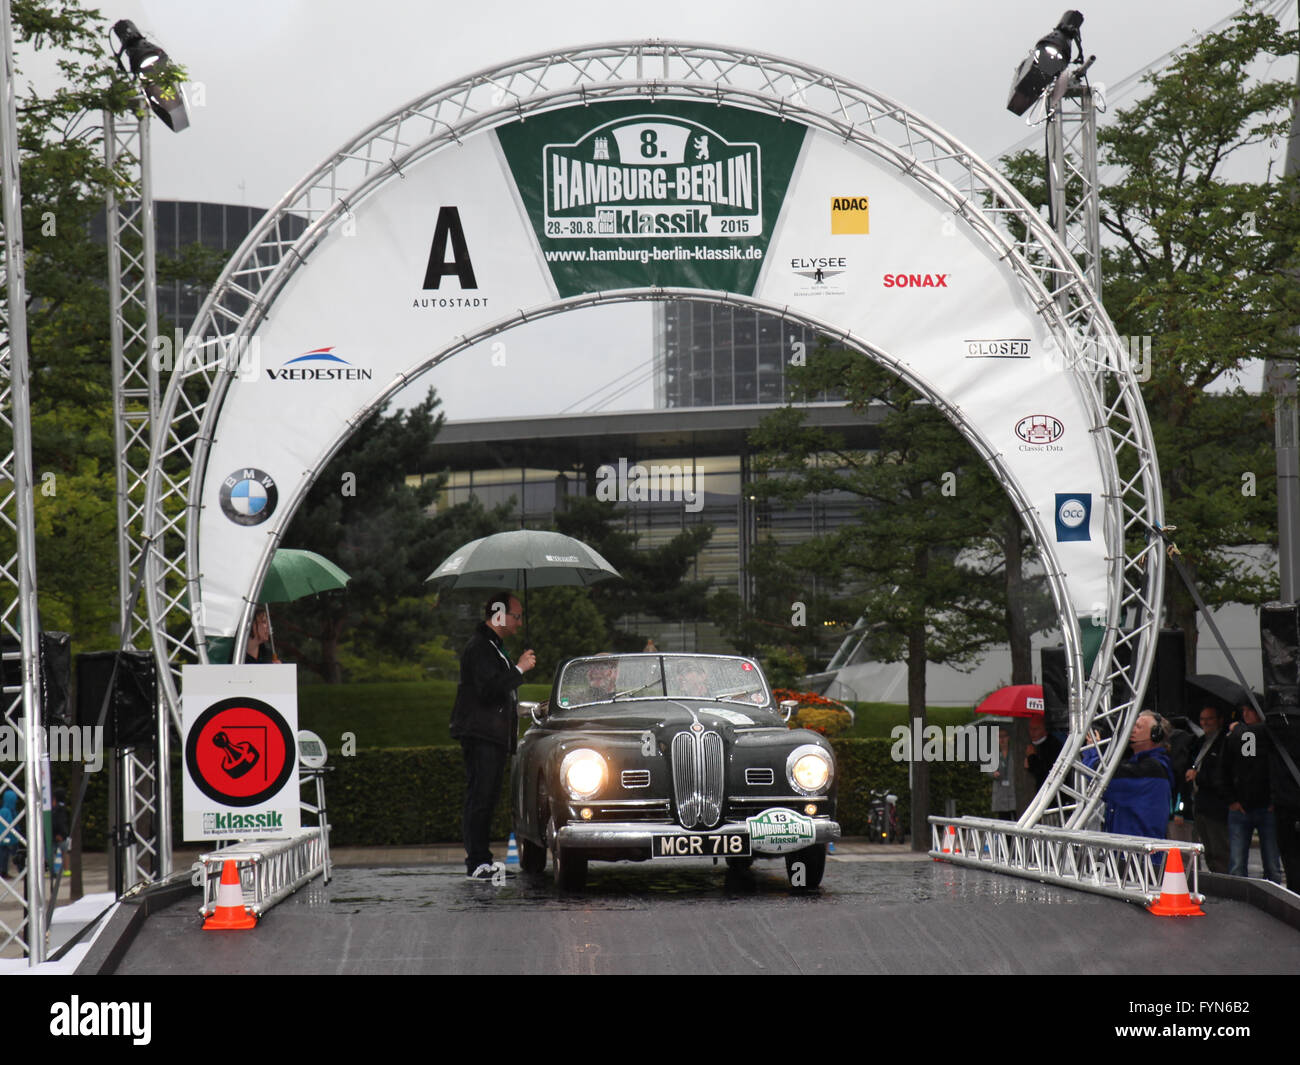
[185,697,295,807]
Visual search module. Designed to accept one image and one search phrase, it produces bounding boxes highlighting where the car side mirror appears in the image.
[780,699,798,723]
[519,700,543,724]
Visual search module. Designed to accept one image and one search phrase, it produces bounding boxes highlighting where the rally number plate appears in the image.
[653,832,750,858]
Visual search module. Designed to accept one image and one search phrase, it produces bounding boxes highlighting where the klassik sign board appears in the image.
[181,664,300,841]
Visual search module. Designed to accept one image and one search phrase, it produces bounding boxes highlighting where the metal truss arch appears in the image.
[143,41,1164,841]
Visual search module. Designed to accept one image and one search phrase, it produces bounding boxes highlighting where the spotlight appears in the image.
[112,19,189,132]
[1006,9,1084,116]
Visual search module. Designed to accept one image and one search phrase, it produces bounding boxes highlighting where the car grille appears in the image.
[744,767,774,786]
[621,769,651,789]
[671,730,724,828]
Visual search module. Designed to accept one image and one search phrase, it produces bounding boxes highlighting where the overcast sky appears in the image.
[64,0,1292,420]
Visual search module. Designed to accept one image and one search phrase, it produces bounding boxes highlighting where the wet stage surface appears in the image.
[114,854,1300,975]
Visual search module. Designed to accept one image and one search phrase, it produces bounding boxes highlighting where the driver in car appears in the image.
[672,661,710,698]
[571,657,618,703]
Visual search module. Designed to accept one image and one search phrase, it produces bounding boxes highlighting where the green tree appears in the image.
[276,390,483,681]
[550,495,713,650]
[1002,9,1300,665]
[746,351,1024,844]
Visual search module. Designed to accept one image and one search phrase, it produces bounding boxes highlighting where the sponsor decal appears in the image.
[747,806,817,853]
[1055,492,1092,542]
[1015,415,1065,452]
[883,272,948,288]
[201,810,286,833]
[544,554,580,563]
[497,101,805,297]
[965,338,1031,359]
[185,696,296,808]
[1026,696,1045,711]
[266,346,373,382]
[219,468,278,526]
[830,196,870,234]
[542,115,762,239]
[422,205,478,290]
[790,254,847,296]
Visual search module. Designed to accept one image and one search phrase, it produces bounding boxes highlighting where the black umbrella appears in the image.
[1185,674,1252,717]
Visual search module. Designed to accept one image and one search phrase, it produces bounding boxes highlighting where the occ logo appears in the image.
[219,468,278,526]
[1054,493,1091,542]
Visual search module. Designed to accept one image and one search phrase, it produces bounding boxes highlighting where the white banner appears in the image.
[181,664,300,841]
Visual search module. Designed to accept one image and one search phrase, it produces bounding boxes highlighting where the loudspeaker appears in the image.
[0,632,73,724]
[75,650,157,748]
[1261,603,1300,689]
[1152,628,1187,721]
[1111,628,1186,720]
[1040,646,1070,732]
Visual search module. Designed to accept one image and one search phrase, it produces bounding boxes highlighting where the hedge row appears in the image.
[61,739,995,849]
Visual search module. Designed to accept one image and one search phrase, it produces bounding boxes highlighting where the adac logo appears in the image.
[266,347,373,382]
[185,696,295,808]
[1055,492,1091,542]
[543,115,762,239]
[830,196,869,234]
[219,468,277,526]
[1015,415,1065,447]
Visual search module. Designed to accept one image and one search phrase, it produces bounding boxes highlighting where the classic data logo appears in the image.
[543,115,762,239]
[1014,415,1065,451]
[266,347,373,382]
[1055,493,1091,541]
[219,468,278,526]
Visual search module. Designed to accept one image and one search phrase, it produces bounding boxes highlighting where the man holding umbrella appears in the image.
[450,592,536,880]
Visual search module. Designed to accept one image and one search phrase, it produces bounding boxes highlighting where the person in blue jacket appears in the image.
[0,789,18,876]
[1082,712,1175,839]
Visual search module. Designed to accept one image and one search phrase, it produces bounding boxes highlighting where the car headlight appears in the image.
[561,748,607,799]
[786,745,832,795]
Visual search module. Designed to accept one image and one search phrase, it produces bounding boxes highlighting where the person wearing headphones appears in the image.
[1081,711,1175,839]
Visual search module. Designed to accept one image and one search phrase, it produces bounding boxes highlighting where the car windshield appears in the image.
[555,655,770,708]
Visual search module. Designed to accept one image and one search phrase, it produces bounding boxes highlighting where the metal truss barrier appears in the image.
[929,816,1203,907]
[142,43,1166,866]
[198,828,328,919]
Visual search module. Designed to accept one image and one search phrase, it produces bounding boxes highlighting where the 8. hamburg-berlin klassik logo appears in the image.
[543,115,762,239]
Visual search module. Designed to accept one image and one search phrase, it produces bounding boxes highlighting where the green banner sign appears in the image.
[496,101,807,297]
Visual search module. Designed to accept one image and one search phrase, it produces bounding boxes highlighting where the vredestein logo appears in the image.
[543,115,762,239]
[266,347,373,382]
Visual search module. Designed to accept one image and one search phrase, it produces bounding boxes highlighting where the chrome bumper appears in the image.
[555,819,840,852]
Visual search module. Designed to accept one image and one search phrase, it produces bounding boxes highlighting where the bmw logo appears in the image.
[219,468,278,526]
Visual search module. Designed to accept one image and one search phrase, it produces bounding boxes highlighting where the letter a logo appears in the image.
[423,206,478,290]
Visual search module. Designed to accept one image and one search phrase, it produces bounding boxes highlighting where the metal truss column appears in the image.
[0,0,47,963]
[1046,83,1102,302]
[104,104,169,886]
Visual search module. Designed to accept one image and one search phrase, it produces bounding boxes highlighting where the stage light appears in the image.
[111,19,189,132]
[1006,9,1084,116]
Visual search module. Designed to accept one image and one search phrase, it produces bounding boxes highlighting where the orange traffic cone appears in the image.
[933,824,957,861]
[1147,848,1204,917]
[203,859,257,930]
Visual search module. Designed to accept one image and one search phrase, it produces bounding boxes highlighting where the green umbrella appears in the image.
[427,530,620,642]
[258,549,351,603]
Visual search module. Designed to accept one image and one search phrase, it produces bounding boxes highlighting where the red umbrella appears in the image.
[975,684,1045,717]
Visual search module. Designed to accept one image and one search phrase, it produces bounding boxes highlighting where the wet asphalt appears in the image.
[112,852,1300,975]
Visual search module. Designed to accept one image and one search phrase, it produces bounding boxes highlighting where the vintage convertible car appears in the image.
[511,653,840,891]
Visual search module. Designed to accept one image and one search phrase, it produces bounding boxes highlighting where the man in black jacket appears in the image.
[1186,706,1231,873]
[450,592,535,879]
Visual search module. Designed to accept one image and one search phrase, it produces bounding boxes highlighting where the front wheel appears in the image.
[785,844,826,889]
[548,815,587,892]
[518,828,547,873]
